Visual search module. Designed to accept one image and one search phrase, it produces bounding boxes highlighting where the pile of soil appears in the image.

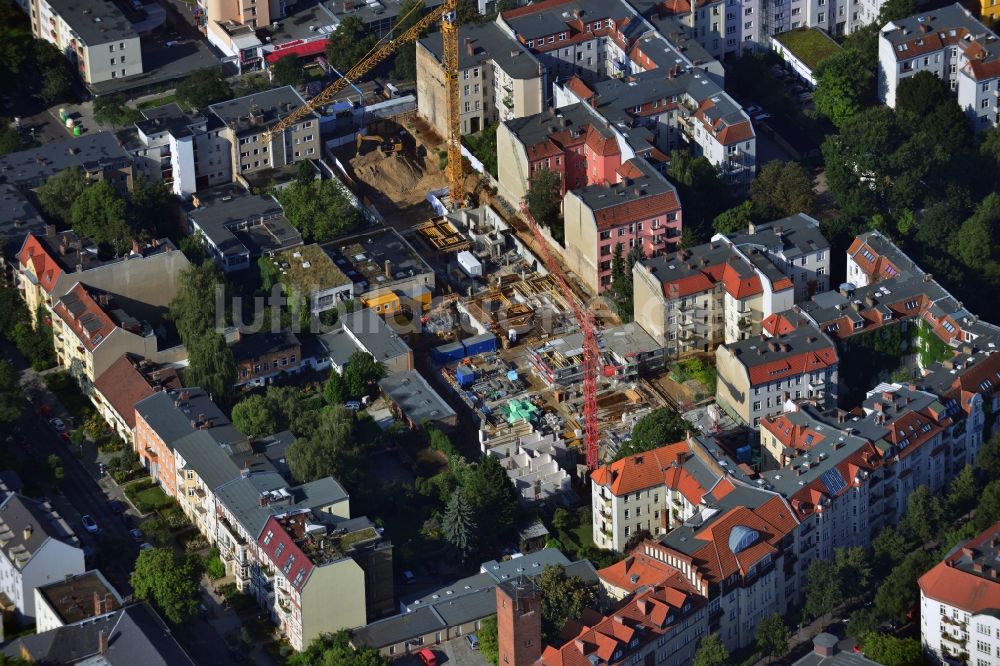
[352,151,446,206]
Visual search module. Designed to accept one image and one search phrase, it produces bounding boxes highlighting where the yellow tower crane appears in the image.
[262,0,464,207]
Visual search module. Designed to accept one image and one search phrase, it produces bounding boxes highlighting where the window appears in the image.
[283,555,296,574]
[983,99,990,109]
[744,6,753,13]
[274,543,285,557]
[818,12,825,21]
[791,7,800,14]
[976,641,991,654]
[263,530,274,545]
[745,20,753,28]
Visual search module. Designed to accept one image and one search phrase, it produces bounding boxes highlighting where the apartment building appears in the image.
[258,512,393,650]
[633,214,827,355]
[563,158,683,292]
[119,103,233,197]
[715,322,839,426]
[919,522,1000,665]
[16,229,189,326]
[232,329,301,386]
[208,87,321,177]
[34,570,122,633]
[133,387,243,494]
[529,322,665,388]
[21,0,143,85]
[0,494,85,622]
[590,438,739,551]
[982,0,1000,22]
[878,3,1000,131]
[91,354,181,444]
[416,21,545,136]
[379,370,457,431]
[0,132,133,192]
[50,283,181,388]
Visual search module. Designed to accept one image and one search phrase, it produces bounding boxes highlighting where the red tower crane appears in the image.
[524,218,600,470]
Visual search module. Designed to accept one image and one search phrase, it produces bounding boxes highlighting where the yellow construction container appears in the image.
[363,292,401,315]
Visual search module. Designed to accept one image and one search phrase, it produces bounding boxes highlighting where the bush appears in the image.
[204,548,226,580]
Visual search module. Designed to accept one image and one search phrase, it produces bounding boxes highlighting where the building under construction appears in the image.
[528,323,665,387]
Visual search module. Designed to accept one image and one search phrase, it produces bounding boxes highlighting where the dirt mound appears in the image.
[355,151,430,195]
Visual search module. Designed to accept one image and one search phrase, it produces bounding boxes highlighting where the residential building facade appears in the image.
[91,354,181,444]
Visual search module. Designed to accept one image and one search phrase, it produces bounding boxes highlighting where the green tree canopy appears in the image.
[70,181,131,255]
[33,41,76,104]
[756,612,789,662]
[804,558,842,620]
[270,54,305,86]
[130,548,202,625]
[461,453,520,548]
[230,394,279,437]
[175,68,233,110]
[877,0,916,24]
[713,200,754,235]
[874,550,933,621]
[614,408,689,460]
[668,149,730,243]
[978,432,1000,481]
[324,16,377,75]
[478,615,499,666]
[861,633,924,666]
[442,488,477,559]
[169,262,223,345]
[93,94,142,127]
[323,368,348,405]
[183,332,237,409]
[813,44,876,128]
[0,361,25,424]
[749,160,816,220]
[895,71,953,134]
[36,167,88,225]
[898,485,945,544]
[692,634,729,666]
[286,406,366,487]
[0,122,35,157]
[524,168,563,243]
[974,478,1000,531]
[276,179,364,242]
[289,630,388,666]
[129,176,178,240]
[538,564,599,642]
[343,351,385,399]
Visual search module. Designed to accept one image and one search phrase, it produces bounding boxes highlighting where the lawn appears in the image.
[773,27,842,70]
[124,479,174,514]
[137,94,181,111]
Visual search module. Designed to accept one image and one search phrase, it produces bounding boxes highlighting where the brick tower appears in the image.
[496,576,542,666]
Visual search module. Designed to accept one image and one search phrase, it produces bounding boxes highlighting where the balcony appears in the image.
[502,95,513,110]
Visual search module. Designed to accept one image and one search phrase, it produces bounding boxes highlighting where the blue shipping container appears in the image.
[462,333,498,357]
[456,365,476,387]
[431,341,466,364]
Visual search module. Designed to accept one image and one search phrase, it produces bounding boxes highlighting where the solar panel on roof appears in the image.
[821,468,847,495]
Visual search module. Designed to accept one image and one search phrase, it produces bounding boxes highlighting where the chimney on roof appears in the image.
[93,591,103,616]
[44,224,56,237]
[637,598,650,614]
[98,629,108,655]
[21,525,31,542]
[812,633,838,658]
[131,239,141,256]
[465,38,475,56]
[385,259,392,279]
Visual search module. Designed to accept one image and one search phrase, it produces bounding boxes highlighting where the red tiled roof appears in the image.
[585,125,619,157]
[762,313,800,336]
[721,261,762,299]
[259,516,315,590]
[919,522,1000,613]
[264,38,328,63]
[566,76,596,102]
[502,0,575,19]
[52,284,117,353]
[689,497,796,583]
[591,442,704,498]
[541,583,701,666]
[745,346,838,385]
[93,355,181,429]
[17,233,64,294]
[592,191,680,231]
[760,413,826,452]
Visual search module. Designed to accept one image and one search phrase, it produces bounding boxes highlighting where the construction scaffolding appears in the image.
[415,217,470,253]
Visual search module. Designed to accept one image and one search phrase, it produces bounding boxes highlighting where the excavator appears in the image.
[355,132,402,156]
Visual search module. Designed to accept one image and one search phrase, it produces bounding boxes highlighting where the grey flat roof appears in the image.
[726,213,829,260]
[188,186,301,258]
[575,157,677,212]
[504,102,614,153]
[0,184,45,247]
[317,327,362,367]
[419,21,542,79]
[46,0,137,45]
[323,0,443,26]
[502,0,620,39]
[134,387,240,449]
[209,86,316,134]
[216,473,349,540]
[0,132,130,188]
[341,309,411,364]
[321,227,432,291]
[136,103,203,139]
[352,606,447,650]
[379,370,455,424]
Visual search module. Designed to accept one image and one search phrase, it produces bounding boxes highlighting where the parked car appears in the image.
[744,104,763,116]
[107,500,125,515]
[129,528,144,541]
[81,515,99,534]
[139,542,154,551]
[467,634,480,650]
[49,418,66,432]
[402,570,416,584]
[344,401,362,412]
[130,0,143,8]
[417,649,437,666]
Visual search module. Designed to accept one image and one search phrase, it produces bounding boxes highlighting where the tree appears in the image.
[0,361,25,424]
[129,176,177,239]
[614,408,688,460]
[93,94,141,127]
[270,54,305,86]
[36,167,88,225]
[872,526,911,569]
[974,479,1000,531]
[70,181,131,254]
[895,71,953,134]
[231,394,279,437]
[947,464,978,516]
[33,41,76,103]
[0,122,34,157]
[442,489,477,559]
[276,179,364,242]
[978,432,1000,481]
[461,453,520,547]
[847,608,879,641]
[874,550,933,621]
[286,406,363,486]
[877,0,916,25]
[130,548,202,624]
[524,168,563,243]
[289,630,388,666]
[756,612,789,663]
[538,565,599,641]
[324,16,377,75]
[169,262,223,345]
[954,193,1000,269]
[713,200,754,235]
[692,634,729,666]
[749,160,816,220]
[668,149,730,243]
[175,68,233,110]
[183,332,236,408]
[391,0,427,81]
[899,485,945,544]
[552,507,577,533]
[343,351,385,399]
[813,47,876,128]
[323,368,347,405]
[861,633,925,666]
[835,546,872,596]
[804,558,841,621]
[478,615,499,666]
[297,159,315,186]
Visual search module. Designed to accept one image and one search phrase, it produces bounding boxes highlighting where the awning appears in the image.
[265,39,328,64]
